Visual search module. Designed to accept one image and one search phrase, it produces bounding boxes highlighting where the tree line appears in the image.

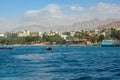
[0,34,66,45]
[0,29,120,45]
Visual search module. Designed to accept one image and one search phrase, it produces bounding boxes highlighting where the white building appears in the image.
[0,33,4,37]
[17,30,30,37]
[38,32,43,37]
[59,33,67,40]
[70,31,76,37]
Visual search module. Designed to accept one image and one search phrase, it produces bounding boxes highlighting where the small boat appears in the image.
[46,47,52,50]
[0,46,13,50]
[101,41,120,47]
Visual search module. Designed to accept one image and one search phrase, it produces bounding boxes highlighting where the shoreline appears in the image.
[1,44,97,47]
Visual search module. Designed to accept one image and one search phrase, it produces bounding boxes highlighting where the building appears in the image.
[0,33,4,37]
[47,31,58,36]
[29,32,43,37]
[38,32,43,37]
[30,32,39,36]
[59,33,68,40]
[66,38,87,45]
[69,31,76,37]
[17,30,30,37]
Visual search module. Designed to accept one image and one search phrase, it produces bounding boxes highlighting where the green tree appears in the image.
[24,36,41,44]
[90,34,99,43]
[116,30,120,40]
[74,32,87,39]
[111,28,117,40]
[42,34,66,45]
[0,37,10,45]
[98,34,105,42]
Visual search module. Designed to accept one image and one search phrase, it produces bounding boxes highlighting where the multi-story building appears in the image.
[30,32,43,37]
[17,30,30,37]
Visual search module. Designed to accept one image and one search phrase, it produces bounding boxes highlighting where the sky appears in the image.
[0,0,120,32]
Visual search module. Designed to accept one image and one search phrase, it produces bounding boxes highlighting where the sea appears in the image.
[0,46,120,80]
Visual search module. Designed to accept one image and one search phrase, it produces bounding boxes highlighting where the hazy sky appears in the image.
[0,0,120,32]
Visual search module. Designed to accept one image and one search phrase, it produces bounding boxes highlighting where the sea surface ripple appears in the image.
[0,46,120,80]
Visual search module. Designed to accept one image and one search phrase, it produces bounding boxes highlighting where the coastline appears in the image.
[3,44,93,47]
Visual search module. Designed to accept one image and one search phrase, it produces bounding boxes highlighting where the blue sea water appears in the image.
[0,46,120,80]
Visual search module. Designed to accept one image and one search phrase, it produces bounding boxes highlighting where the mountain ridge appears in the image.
[97,20,120,30]
[13,18,120,32]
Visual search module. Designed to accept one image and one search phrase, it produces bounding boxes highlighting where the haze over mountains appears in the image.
[97,20,120,30]
[0,2,120,33]
[13,18,120,32]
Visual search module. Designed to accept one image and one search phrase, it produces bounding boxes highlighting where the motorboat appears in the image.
[46,47,52,50]
[101,41,120,47]
[0,46,13,50]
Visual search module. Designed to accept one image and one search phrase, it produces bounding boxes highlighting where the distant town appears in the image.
[0,21,120,46]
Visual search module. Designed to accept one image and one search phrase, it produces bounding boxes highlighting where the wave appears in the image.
[13,54,50,62]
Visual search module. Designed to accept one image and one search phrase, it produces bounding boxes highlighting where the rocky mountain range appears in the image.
[97,20,120,30]
[13,18,120,32]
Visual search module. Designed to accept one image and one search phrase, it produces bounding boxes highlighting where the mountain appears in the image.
[51,18,119,32]
[13,25,49,32]
[68,18,120,30]
[13,18,120,32]
[97,20,120,30]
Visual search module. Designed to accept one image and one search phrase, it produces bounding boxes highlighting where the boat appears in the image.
[101,41,120,47]
[46,47,52,50]
[0,46,13,50]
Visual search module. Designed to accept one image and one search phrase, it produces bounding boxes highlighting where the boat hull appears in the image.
[101,41,120,47]
[0,47,13,50]
[46,47,52,50]
[101,44,120,47]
